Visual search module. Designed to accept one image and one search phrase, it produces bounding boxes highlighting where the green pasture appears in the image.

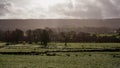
[0,52,120,68]
[0,43,120,52]
[0,43,120,68]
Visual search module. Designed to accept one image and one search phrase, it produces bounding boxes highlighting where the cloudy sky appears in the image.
[0,0,120,19]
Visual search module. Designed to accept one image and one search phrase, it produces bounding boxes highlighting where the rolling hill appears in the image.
[0,19,120,31]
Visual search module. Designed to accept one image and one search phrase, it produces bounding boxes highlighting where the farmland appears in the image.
[0,43,120,68]
[0,53,120,68]
[0,43,120,52]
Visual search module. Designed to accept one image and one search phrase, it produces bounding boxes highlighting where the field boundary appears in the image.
[0,48,120,55]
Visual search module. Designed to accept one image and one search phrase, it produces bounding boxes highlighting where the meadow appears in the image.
[1,52,120,68]
[0,43,120,68]
[0,43,120,52]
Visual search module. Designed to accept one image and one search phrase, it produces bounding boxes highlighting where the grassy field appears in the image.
[0,52,120,68]
[0,43,120,68]
[0,43,120,52]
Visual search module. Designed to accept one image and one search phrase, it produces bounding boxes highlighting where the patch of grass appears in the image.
[0,43,120,52]
[68,43,120,49]
[0,52,120,68]
[0,43,120,68]
[0,43,6,46]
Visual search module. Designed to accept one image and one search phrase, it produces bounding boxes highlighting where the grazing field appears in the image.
[0,43,120,68]
[0,43,120,52]
[1,52,120,68]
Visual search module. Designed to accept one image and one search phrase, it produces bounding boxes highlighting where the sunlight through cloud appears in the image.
[0,0,120,19]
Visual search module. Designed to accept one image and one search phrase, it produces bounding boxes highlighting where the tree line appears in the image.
[0,27,120,47]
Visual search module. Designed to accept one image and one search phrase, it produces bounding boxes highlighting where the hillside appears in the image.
[0,19,120,31]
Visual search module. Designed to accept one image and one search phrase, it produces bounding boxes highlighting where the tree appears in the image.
[116,28,120,35]
[60,32,71,46]
[12,29,24,44]
[45,27,53,42]
[26,29,33,44]
[0,30,4,42]
[3,29,24,44]
[32,29,42,44]
[41,29,50,48]
[4,30,12,44]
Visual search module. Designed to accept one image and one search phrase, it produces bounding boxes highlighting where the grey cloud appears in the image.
[52,0,103,19]
[0,0,120,19]
[110,0,120,6]
[0,2,9,16]
[99,0,120,18]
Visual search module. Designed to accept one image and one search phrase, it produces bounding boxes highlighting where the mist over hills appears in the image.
[0,19,120,32]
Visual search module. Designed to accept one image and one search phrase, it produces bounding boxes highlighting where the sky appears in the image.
[0,0,120,19]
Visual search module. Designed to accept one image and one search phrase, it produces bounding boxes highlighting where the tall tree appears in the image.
[60,32,71,46]
[26,29,33,44]
[41,29,50,48]
[13,29,24,44]
[0,30,4,42]
[116,28,120,35]
[33,29,42,43]
[4,30,12,44]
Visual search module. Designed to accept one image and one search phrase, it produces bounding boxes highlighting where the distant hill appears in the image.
[0,19,120,31]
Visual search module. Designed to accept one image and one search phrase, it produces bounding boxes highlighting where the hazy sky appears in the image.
[0,0,120,19]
